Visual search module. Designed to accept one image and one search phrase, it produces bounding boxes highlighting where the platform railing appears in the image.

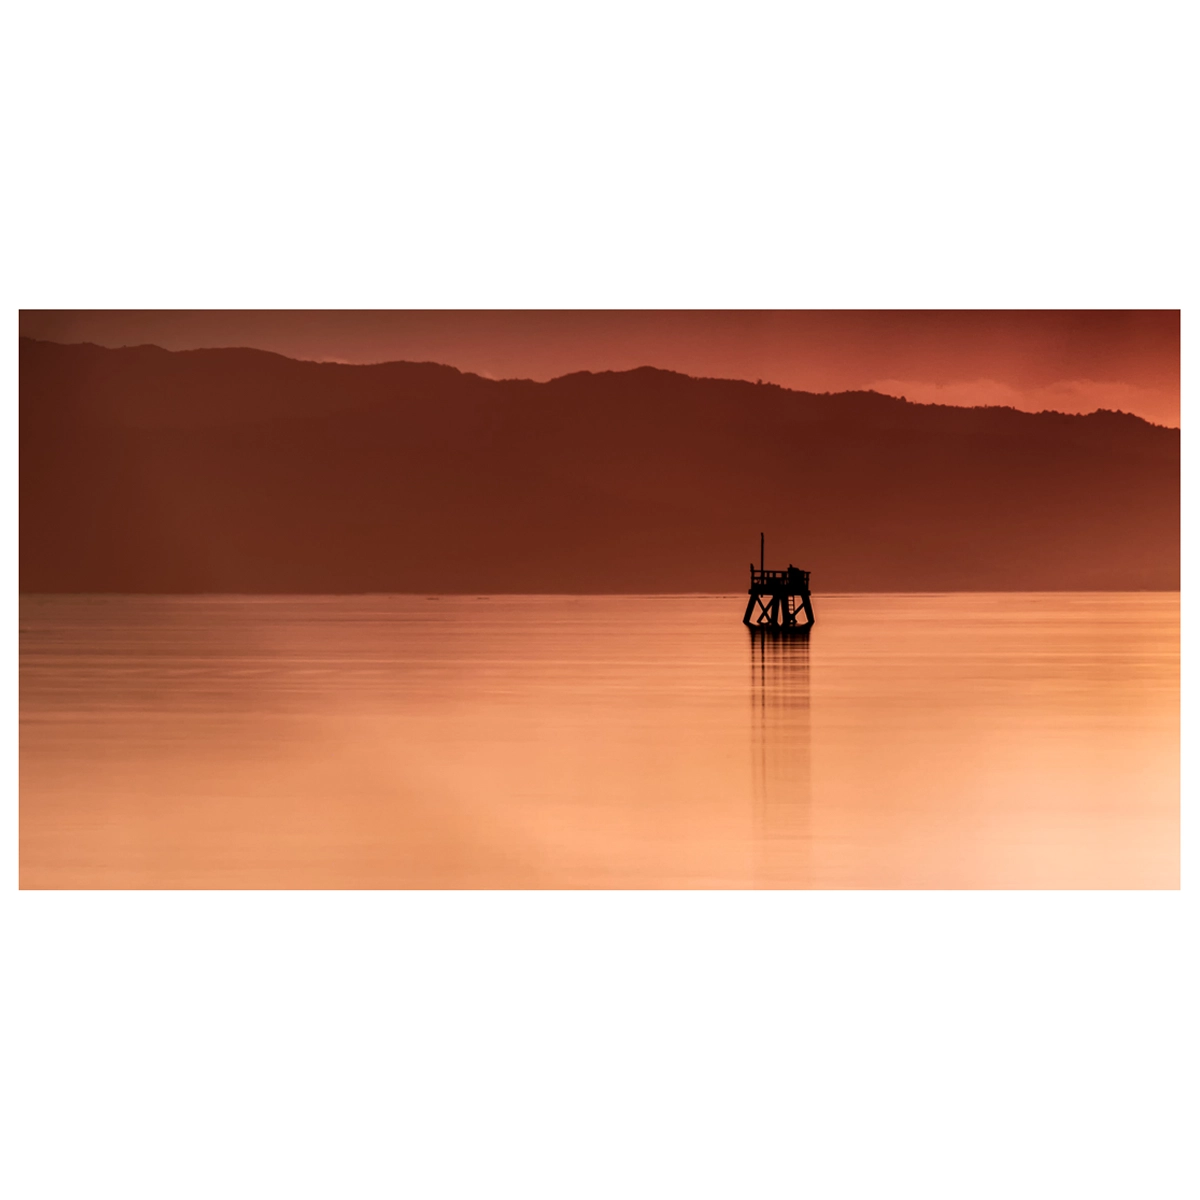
[749,567,810,590]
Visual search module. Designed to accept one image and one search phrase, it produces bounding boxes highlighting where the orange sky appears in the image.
[19,310,1180,426]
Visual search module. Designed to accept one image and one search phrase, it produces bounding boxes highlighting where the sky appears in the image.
[19,310,1181,427]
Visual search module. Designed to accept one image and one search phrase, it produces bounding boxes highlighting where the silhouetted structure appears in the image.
[743,533,815,630]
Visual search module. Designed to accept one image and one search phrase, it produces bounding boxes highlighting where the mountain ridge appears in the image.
[21,337,1178,428]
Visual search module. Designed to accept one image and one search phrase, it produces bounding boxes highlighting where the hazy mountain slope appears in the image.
[19,338,1179,592]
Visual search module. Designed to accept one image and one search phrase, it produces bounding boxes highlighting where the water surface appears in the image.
[19,593,1178,888]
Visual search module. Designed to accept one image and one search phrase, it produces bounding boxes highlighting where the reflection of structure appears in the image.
[742,533,815,630]
[750,630,812,887]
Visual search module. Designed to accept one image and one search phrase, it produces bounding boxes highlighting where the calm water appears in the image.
[19,593,1178,889]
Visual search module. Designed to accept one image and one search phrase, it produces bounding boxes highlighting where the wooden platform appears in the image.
[743,564,814,630]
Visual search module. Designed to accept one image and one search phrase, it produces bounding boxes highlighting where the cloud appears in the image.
[861,378,1179,426]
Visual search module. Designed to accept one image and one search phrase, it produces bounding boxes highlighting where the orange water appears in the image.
[19,593,1178,888]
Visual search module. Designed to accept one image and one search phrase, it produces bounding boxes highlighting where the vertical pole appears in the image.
[760,532,764,573]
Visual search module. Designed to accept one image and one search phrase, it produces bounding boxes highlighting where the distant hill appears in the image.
[19,337,1179,592]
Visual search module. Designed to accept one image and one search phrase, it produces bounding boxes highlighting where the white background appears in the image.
[6,3,1194,1198]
